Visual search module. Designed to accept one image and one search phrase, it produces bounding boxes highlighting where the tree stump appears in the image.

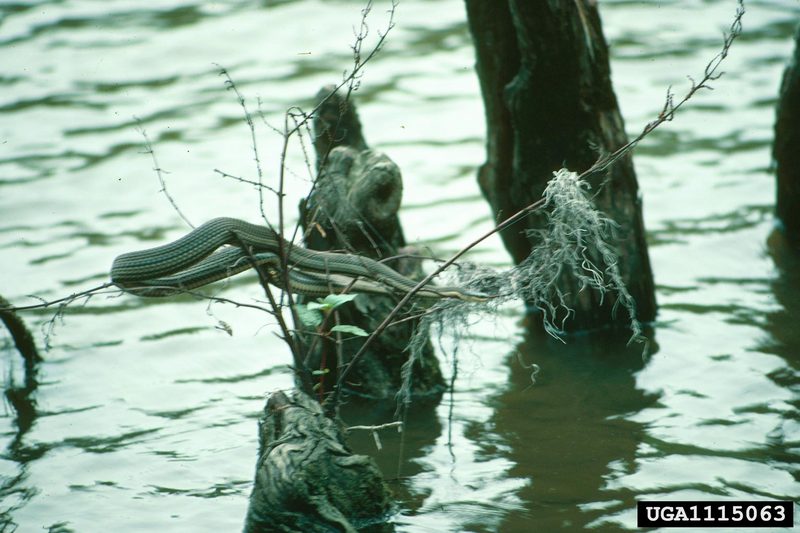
[774,24,800,251]
[465,0,656,332]
[297,86,445,401]
[243,390,393,532]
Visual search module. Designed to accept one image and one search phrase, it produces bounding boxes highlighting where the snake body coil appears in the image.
[111,217,486,301]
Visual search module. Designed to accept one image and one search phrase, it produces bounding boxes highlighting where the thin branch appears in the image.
[5,284,286,317]
[286,0,397,140]
[345,421,402,432]
[3,283,115,312]
[216,65,273,226]
[135,120,194,229]
[346,420,403,452]
[276,112,294,307]
[213,168,280,195]
[288,111,317,185]
[585,0,744,183]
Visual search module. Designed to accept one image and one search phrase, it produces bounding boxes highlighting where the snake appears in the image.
[111,217,488,302]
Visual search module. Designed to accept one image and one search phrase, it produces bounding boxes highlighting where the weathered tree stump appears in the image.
[243,390,393,532]
[297,86,444,401]
[774,24,800,252]
[465,0,657,332]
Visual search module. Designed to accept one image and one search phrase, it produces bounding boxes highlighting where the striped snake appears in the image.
[111,217,488,302]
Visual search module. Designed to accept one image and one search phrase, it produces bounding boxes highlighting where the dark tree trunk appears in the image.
[465,0,656,332]
[774,24,800,251]
[297,86,445,402]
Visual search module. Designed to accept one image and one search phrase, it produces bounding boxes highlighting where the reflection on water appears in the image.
[1,0,800,531]
[762,250,800,479]
[1,340,41,527]
[491,331,656,530]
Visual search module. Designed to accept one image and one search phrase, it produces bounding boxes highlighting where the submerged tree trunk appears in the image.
[774,24,800,251]
[465,0,656,332]
[297,86,445,402]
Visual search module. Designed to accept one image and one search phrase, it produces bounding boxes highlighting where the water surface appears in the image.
[1,0,799,531]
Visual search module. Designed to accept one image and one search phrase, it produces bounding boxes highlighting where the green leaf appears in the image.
[312,368,330,376]
[305,301,328,311]
[307,293,358,312]
[295,304,323,328]
[322,293,358,308]
[330,324,369,337]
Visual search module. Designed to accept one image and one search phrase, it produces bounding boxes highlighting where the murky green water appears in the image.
[1,1,798,531]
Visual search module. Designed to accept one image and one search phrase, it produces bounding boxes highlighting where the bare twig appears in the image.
[345,421,402,432]
[346,420,402,452]
[276,111,295,309]
[135,120,194,229]
[3,283,114,312]
[288,112,316,184]
[216,65,274,227]
[214,169,280,195]
[3,283,281,328]
[585,0,744,183]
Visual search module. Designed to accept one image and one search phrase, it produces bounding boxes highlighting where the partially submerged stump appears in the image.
[298,86,444,401]
[304,145,404,258]
[774,24,800,252]
[465,1,657,332]
[243,390,393,532]
[306,85,405,257]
